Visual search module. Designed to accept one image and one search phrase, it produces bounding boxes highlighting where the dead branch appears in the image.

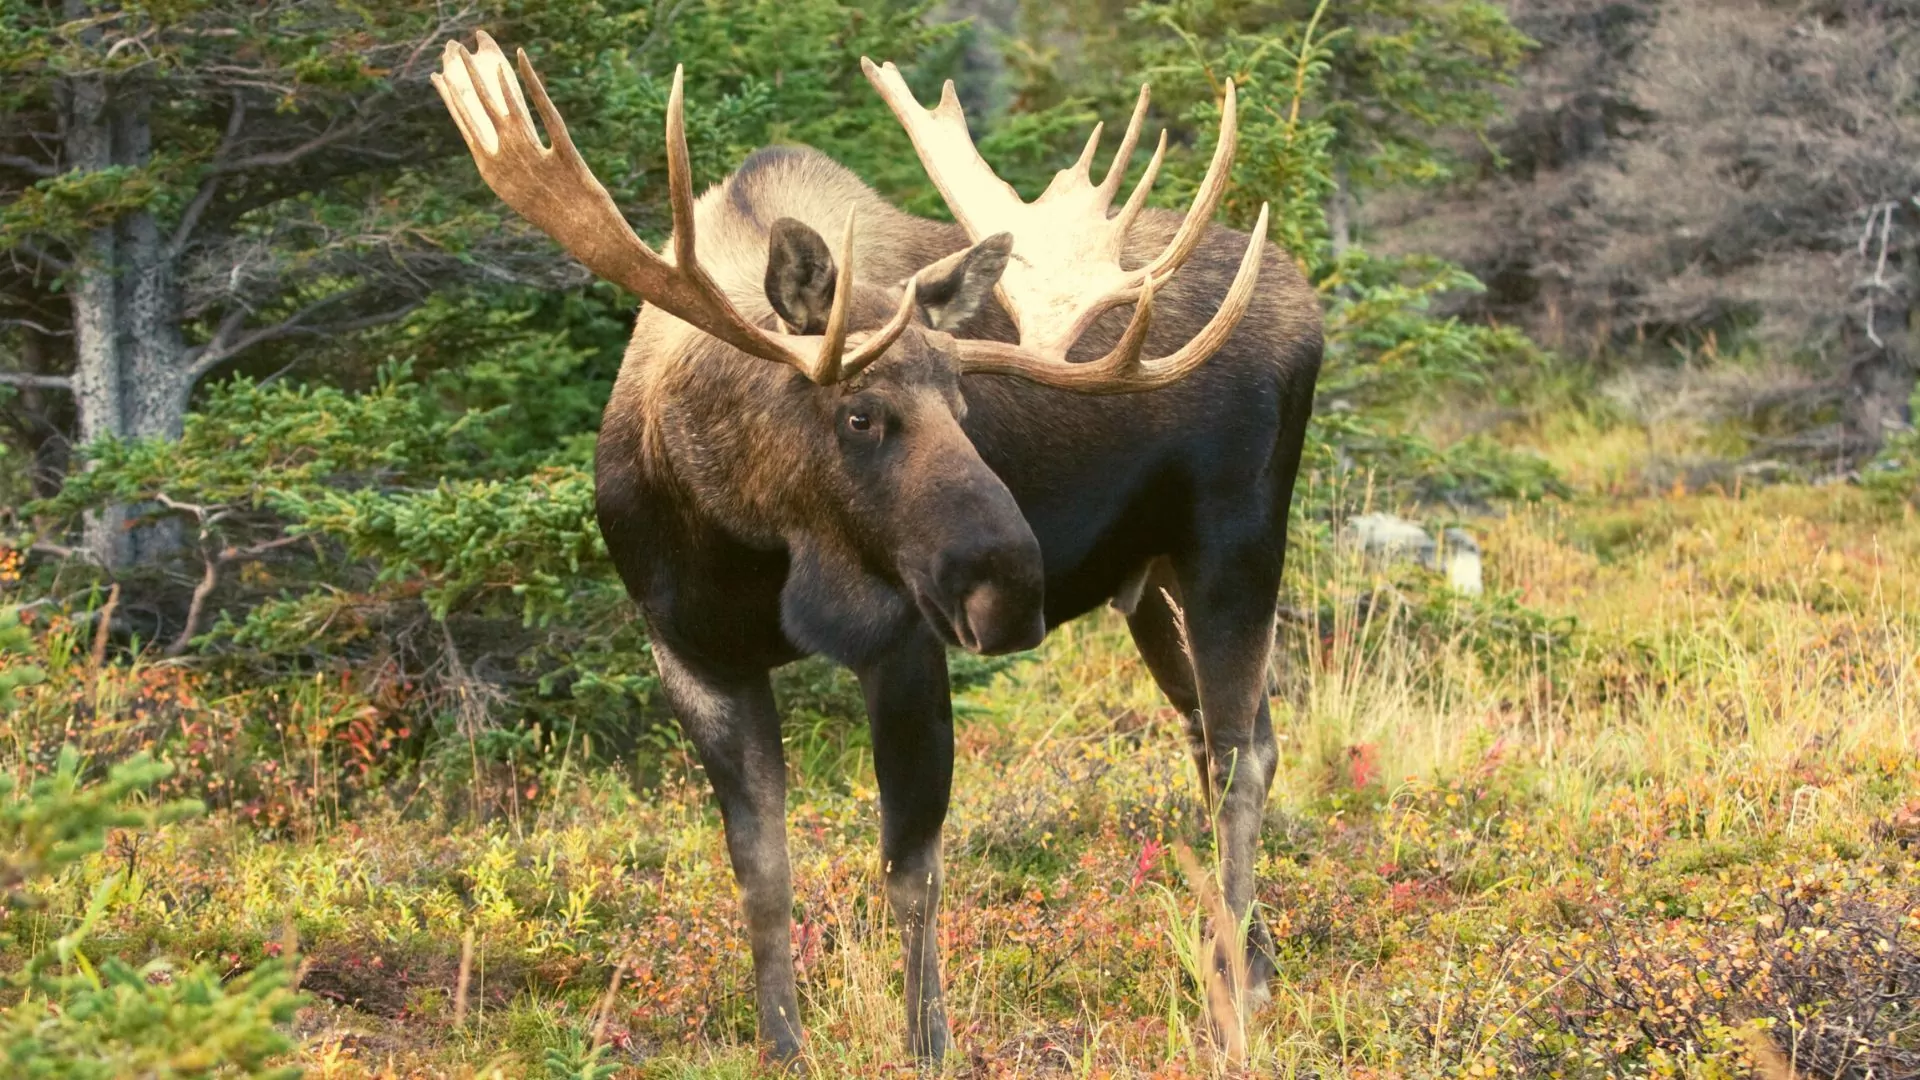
[169,91,248,258]
[0,153,56,178]
[151,493,216,521]
[188,298,423,381]
[88,582,120,671]
[212,116,371,176]
[0,372,72,390]
[0,317,73,338]
[163,533,308,658]
[168,547,219,658]
[453,928,475,1028]
[10,242,72,274]
[184,290,361,378]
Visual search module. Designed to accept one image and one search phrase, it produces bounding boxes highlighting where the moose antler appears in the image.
[862,59,1267,394]
[434,33,916,385]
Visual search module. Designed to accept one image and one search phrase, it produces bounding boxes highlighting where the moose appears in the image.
[434,32,1322,1064]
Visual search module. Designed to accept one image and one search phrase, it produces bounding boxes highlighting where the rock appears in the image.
[1439,527,1484,596]
[1341,513,1484,595]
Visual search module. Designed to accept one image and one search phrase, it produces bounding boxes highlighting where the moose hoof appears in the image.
[1243,933,1277,1008]
[1205,926,1278,1009]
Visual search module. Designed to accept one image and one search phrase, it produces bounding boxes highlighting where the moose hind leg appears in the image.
[651,638,803,1062]
[857,632,956,1063]
[1172,545,1284,1007]
[1124,558,1213,804]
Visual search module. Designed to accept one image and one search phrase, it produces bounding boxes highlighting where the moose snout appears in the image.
[925,528,1045,656]
[959,579,1046,654]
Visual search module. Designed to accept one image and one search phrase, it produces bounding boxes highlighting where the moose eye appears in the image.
[847,412,873,433]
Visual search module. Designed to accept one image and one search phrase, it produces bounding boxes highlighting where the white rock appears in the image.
[1340,513,1483,595]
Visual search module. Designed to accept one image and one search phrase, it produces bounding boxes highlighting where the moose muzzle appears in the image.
[914,517,1045,656]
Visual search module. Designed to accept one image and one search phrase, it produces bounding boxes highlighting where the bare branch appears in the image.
[10,242,72,274]
[182,307,249,370]
[89,583,121,672]
[220,534,309,562]
[0,153,57,178]
[0,372,73,390]
[170,177,222,257]
[152,493,216,521]
[185,292,357,378]
[162,529,315,657]
[29,540,92,563]
[300,301,424,340]
[213,116,370,175]
[168,545,219,657]
[103,24,159,63]
[0,318,72,338]
[185,294,420,381]
[170,91,247,257]
[1860,201,1895,348]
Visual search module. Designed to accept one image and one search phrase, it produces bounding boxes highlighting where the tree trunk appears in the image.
[60,72,190,569]
[63,71,131,568]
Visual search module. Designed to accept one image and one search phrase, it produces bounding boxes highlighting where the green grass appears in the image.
[3,416,1917,1078]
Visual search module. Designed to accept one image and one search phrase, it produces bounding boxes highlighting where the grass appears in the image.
[2,413,1917,1077]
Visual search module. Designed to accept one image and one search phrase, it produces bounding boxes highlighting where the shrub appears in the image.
[0,610,305,1077]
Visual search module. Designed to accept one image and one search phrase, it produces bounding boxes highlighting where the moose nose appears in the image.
[960,580,1046,655]
[929,528,1045,655]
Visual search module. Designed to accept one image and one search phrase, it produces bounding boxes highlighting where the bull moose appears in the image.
[434,32,1322,1065]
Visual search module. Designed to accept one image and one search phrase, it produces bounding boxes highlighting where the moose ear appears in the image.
[916,233,1012,331]
[765,217,837,334]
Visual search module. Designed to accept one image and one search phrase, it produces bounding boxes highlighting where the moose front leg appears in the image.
[857,632,956,1063]
[650,638,804,1063]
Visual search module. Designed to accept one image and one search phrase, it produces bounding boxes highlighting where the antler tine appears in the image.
[1141,80,1237,282]
[955,202,1268,394]
[813,210,857,385]
[1137,201,1267,381]
[950,270,1157,391]
[514,47,573,156]
[443,40,504,152]
[454,44,518,152]
[1096,85,1151,206]
[651,61,823,371]
[861,57,1023,240]
[1073,122,1104,180]
[1035,119,1105,205]
[1100,268,1160,375]
[476,33,533,129]
[839,276,922,381]
[664,66,698,273]
[432,57,484,153]
[1111,128,1168,249]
